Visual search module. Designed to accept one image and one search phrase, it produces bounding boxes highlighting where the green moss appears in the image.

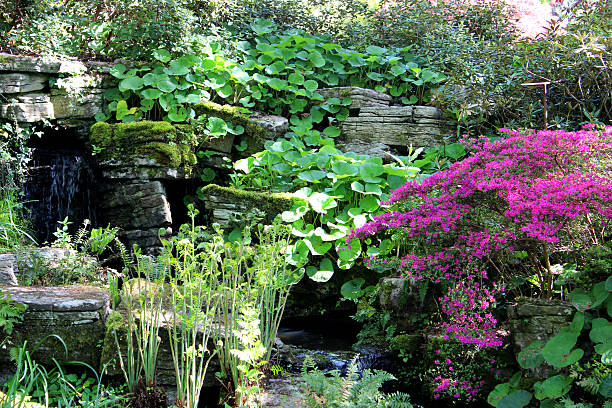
[89,121,197,170]
[99,310,126,374]
[200,184,305,222]
[192,101,267,153]
[390,334,422,353]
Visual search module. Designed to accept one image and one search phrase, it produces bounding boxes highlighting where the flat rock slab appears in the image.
[1,285,109,312]
[319,87,392,109]
[0,72,47,94]
[0,285,110,367]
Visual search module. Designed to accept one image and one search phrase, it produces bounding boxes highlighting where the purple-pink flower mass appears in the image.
[349,125,612,351]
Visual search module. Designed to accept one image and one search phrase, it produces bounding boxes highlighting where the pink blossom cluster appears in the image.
[349,126,612,395]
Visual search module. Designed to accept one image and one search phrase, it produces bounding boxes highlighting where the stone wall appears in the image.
[0,53,113,131]
[507,298,575,353]
[320,87,455,154]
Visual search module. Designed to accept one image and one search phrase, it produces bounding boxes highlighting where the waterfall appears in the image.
[23,148,98,244]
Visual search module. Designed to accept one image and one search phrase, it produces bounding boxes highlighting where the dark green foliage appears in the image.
[301,355,413,408]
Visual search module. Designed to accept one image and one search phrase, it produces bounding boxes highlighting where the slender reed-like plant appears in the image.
[214,221,302,406]
[165,206,219,408]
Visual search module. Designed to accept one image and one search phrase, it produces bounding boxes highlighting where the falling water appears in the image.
[23,148,98,243]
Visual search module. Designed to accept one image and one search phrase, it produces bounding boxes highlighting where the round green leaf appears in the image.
[497,390,532,408]
[309,51,326,68]
[289,72,305,85]
[359,195,379,212]
[323,126,341,138]
[332,162,358,177]
[119,76,144,91]
[153,49,171,63]
[600,374,612,397]
[517,341,544,369]
[141,88,162,99]
[306,258,335,283]
[360,161,385,183]
[304,80,318,92]
[156,80,177,93]
[341,278,365,300]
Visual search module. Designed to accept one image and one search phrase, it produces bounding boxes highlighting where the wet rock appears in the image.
[0,285,110,367]
[0,254,17,286]
[50,88,105,119]
[337,139,392,159]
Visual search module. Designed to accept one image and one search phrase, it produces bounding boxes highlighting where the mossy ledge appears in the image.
[199,184,306,223]
[192,101,267,154]
[89,121,197,169]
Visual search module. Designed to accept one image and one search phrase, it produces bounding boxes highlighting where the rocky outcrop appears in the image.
[319,87,392,109]
[199,184,303,226]
[0,248,82,286]
[0,285,110,367]
[0,53,112,127]
[378,277,424,331]
[342,106,455,149]
[507,298,575,353]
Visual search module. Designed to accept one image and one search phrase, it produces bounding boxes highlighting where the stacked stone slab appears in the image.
[0,53,112,129]
[319,87,455,155]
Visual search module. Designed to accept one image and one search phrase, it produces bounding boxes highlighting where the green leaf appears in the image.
[444,143,466,160]
[365,45,387,55]
[351,181,364,193]
[288,72,305,85]
[533,375,572,400]
[569,288,594,311]
[600,374,612,397]
[306,258,335,283]
[401,95,418,105]
[267,77,288,91]
[119,76,144,91]
[309,192,337,214]
[336,238,361,262]
[304,80,318,92]
[304,235,332,256]
[153,49,171,63]
[323,126,341,138]
[390,64,407,76]
[487,383,510,407]
[109,64,127,78]
[309,51,326,68]
[517,341,544,369]
[590,321,612,344]
[200,168,215,182]
[497,390,532,408]
[359,195,379,212]
[298,170,328,183]
[360,161,385,183]
[332,162,358,177]
[157,80,177,93]
[141,88,162,99]
[341,278,365,300]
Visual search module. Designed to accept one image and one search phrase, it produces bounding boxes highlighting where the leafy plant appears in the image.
[301,355,413,408]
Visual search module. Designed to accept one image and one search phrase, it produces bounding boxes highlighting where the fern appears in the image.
[301,355,413,408]
[0,291,26,337]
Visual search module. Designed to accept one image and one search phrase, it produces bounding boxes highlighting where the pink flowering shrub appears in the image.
[350,125,612,352]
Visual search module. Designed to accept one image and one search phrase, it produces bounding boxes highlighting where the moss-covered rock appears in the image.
[199,184,305,226]
[192,101,267,154]
[89,121,197,169]
[389,334,423,353]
